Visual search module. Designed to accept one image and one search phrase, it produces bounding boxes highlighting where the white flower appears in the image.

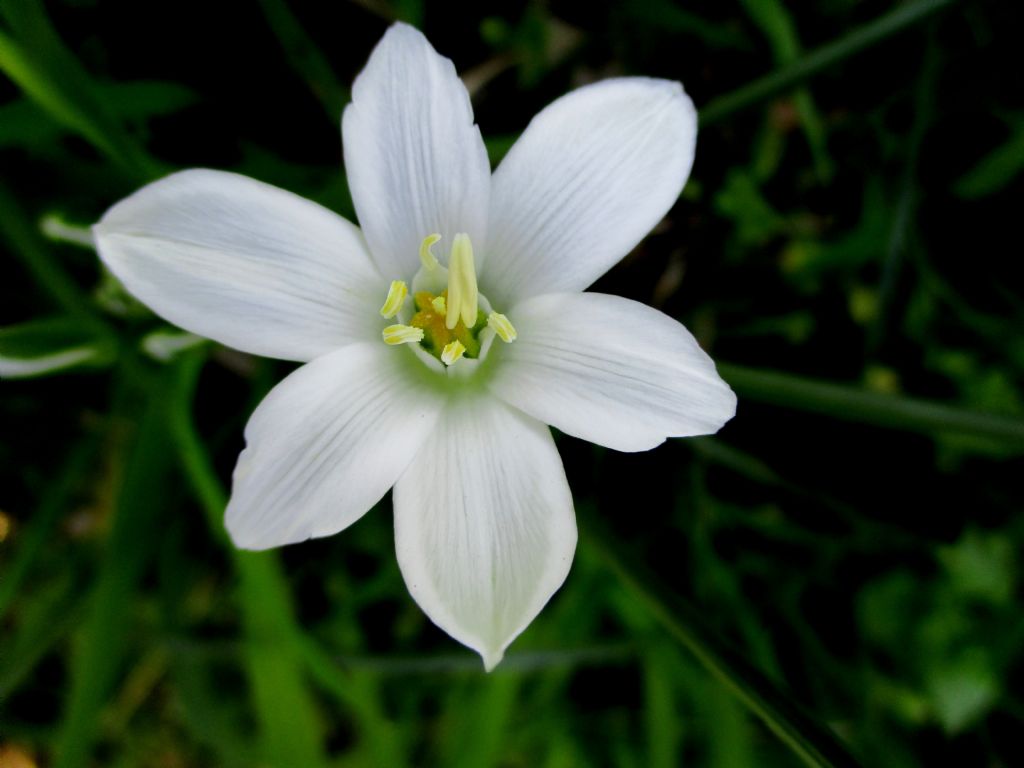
[92,23,736,669]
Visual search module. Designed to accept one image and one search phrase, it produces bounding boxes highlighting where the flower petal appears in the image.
[393,397,576,670]
[342,23,490,279]
[482,78,696,307]
[94,169,383,362]
[226,342,444,549]
[489,292,736,452]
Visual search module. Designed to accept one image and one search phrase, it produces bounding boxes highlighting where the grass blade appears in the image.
[167,352,327,768]
[738,0,833,180]
[0,438,95,618]
[700,0,955,126]
[718,362,1024,446]
[0,575,85,702]
[256,0,348,122]
[0,0,160,179]
[54,364,178,768]
[581,507,862,768]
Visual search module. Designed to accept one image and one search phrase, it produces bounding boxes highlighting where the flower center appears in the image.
[378,233,516,367]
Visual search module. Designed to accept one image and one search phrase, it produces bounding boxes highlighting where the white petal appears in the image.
[489,292,736,452]
[226,342,444,549]
[483,78,696,307]
[342,23,490,279]
[94,169,383,363]
[393,398,577,669]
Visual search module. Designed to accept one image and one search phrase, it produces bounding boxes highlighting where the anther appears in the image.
[446,233,478,330]
[419,233,442,270]
[382,324,424,345]
[431,296,447,316]
[441,340,466,366]
[487,312,517,343]
[379,280,408,318]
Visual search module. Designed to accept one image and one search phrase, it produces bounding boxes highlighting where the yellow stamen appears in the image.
[487,312,517,343]
[446,233,478,330]
[382,324,424,345]
[441,339,466,366]
[379,280,408,318]
[431,295,447,316]
[419,233,442,270]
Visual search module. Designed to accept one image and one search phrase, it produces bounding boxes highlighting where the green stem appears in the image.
[167,353,231,541]
[55,362,177,768]
[718,362,1024,446]
[167,352,327,768]
[868,29,939,353]
[0,437,96,618]
[581,508,862,768]
[699,0,956,126]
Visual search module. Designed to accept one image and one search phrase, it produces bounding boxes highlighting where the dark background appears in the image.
[2,1,1023,766]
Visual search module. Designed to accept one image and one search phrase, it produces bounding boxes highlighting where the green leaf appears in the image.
[0,0,160,179]
[54,363,178,768]
[705,675,756,768]
[0,438,96,618]
[954,124,1024,198]
[0,570,84,701]
[105,79,200,121]
[643,643,682,768]
[446,675,520,768]
[856,572,920,650]
[168,352,328,768]
[938,529,1016,605]
[234,553,329,768]
[0,81,198,149]
[581,507,862,768]
[0,317,116,379]
[0,28,118,160]
[925,649,999,734]
[0,96,63,148]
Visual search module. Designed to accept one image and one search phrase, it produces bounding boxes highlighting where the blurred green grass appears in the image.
[2,0,1023,766]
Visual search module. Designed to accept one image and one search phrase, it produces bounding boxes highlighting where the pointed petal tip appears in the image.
[223,520,271,552]
[703,377,739,434]
[393,400,577,673]
[722,382,739,422]
[490,293,737,451]
[223,497,275,551]
[91,169,383,362]
[481,648,505,673]
[343,15,490,280]
[373,21,431,56]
